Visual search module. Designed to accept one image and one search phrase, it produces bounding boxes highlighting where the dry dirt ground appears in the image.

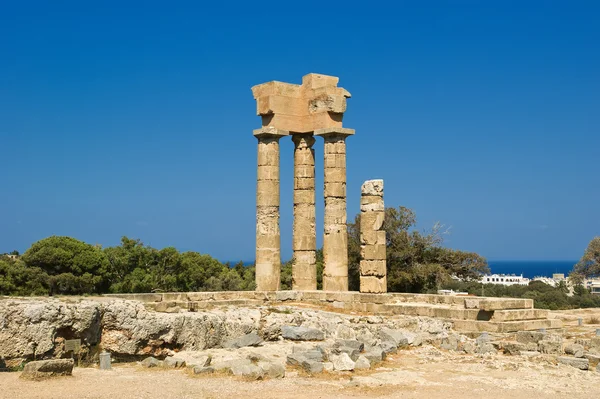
[2,346,599,399]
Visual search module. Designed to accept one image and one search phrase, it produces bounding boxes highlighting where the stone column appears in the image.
[254,127,288,291]
[292,133,317,290]
[359,179,387,293]
[315,127,355,291]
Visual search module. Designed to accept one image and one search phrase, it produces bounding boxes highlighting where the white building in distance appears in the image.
[481,274,530,286]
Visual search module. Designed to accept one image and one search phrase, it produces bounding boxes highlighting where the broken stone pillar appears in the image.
[315,127,355,291]
[292,133,317,290]
[359,179,387,293]
[255,127,288,291]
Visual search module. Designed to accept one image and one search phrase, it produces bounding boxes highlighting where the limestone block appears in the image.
[302,73,340,89]
[360,195,384,212]
[293,234,316,251]
[255,248,281,264]
[294,177,315,190]
[294,149,315,165]
[257,149,279,166]
[361,244,386,260]
[360,276,387,293]
[322,276,348,292]
[360,260,386,277]
[324,153,346,169]
[257,94,304,116]
[310,112,344,130]
[323,140,346,155]
[294,189,315,205]
[294,164,315,178]
[323,231,348,258]
[361,211,385,231]
[324,167,346,183]
[361,180,384,196]
[293,251,316,266]
[256,207,280,235]
[257,165,279,180]
[256,234,281,249]
[360,230,386,246]
[256,182,280,207]
[324,182,346,198]
[255,272,280,292]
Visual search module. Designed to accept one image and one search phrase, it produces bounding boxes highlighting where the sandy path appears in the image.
[1,349,599,399]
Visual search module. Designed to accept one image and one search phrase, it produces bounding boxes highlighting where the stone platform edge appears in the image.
[103,290,534,311]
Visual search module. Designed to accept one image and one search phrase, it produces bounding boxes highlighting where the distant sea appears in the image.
[236,260,577,280]
[488,260,577,279]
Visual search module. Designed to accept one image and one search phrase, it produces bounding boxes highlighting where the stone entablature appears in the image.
[251,74,351,133]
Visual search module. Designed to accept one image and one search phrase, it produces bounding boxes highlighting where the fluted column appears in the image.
[254,127,288,291]
[292,133,317,290]
[314,127,355,291]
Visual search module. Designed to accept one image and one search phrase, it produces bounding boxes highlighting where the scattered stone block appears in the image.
[301,359,324,374]
[20,359,74,380]
[362,346,386,363]
[516,331,546,345]
[257,361,285,378]
[212,358,251,371]
[564,344,585,358]
[281,326,325,341]
[585,353,600,364]
[140,357,162,368]
[332,353,355,371]
[557,356,589,370]
[224,332,264,349]
[187,355,211,368]
[230,364,265,380]
[193,366,215,374]
[334,340,364,352]
[380,341,397,354]
[500,341,527,356]
[354,355,370,370]
[379,328,409,347]
[334,346,361,361]
[163,357,186,368]
[323,362,334,372]
[539,335,563,355]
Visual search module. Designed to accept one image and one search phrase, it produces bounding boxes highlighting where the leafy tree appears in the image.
[20,236,108,294]
[573,237,600,277]
[348,206,489,293]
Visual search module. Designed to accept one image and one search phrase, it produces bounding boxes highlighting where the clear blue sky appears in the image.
[1,1,598,262]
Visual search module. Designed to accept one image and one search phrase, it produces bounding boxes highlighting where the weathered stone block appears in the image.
[558,356,589,370]
[20,359,74,380]
[360,196,384,212]
[360,260,386,277]
[324,167,346,183]
[324,182,346,198]
[360,276,387,293]
[281,326,325,341]
[361,180,383,196]
[360,244,386,260]
[294,177,315,190]
[360,211,385,231]
[360,230,386,246]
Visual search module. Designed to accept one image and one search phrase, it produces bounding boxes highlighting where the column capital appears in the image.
[254,127,289,138]
[314,127,355,137]
[291,132,316,148]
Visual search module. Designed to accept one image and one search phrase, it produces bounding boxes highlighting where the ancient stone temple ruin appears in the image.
[252,73,362,292]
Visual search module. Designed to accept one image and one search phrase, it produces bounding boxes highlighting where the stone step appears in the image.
[373,303,544,322]
[450,318,563,333]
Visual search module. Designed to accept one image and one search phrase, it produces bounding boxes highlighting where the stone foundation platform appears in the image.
[105,291,562,333]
